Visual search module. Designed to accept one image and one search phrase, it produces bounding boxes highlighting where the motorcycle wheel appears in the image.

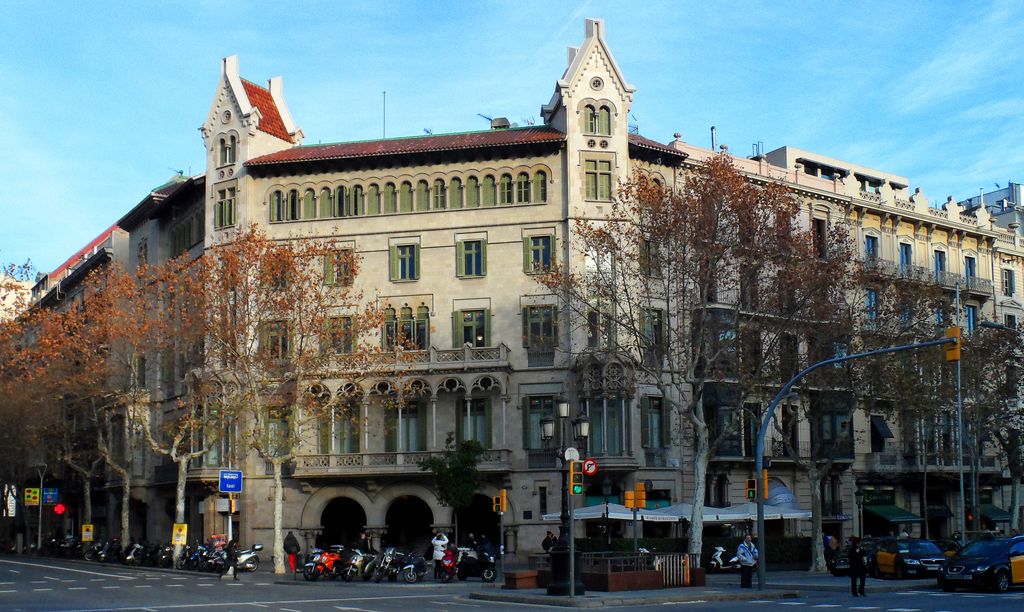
[303,566,320,581]
[403,568,418,583]
[246,557,259,572]
[441,572,453,583]
[481,568,496,583]
[341,570,353,582]
[372,567,384,583]
[85,551,96,562]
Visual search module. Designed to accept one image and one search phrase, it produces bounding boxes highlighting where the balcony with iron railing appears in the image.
[863,256,993,297]
[292,448,511,477]
[339,343,512,373]
[714,438,854,462]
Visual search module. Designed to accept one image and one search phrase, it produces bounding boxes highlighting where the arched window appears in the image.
[368,184,381,215]
[416,305,430,349]
[352,185,364,216]
[499,174,514,205]
[584,105,598,134]
[533,171,548,203]
[270,190,283,222]
[433,179,446,209]
[287,190,300,220]
[597,106,611,135]
[399,182,413,212]
[516,173,531,203]
[482,175,496,207]
[219,135,237,165]
[416,180,430,211]
[466,177,480,208]
[319,188,333,218]
[303,189,316,219]
[384,183,397,213]
[335,186,347,217]
[449,178,463,209]
[383,307,397,349]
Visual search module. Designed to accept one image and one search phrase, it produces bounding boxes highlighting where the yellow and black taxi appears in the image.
[938,535,1024,592]
[870,537,947,578]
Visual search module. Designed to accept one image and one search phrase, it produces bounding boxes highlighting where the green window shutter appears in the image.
[324,254,336,286]
[456,241,466,277]
[640,397,650,449]
[479,240,487,276]
[521,396,531,449]
[368,185,380,215]
[320,189,332,218]
[523,237,532,273]
[661,401,672,447]
[483,308,492,346]
[214,203,222,229]
[549,236,557,268]
[552,305,559,349]
[389,246,399,281]
[303,191,317,219]
[452,310,461,348]
[319,414,331,453]
[384,409,396,453]
[413,245,421,280]
[521,307,529,348]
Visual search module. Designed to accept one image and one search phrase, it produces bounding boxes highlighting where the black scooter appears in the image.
[455,547,496,582]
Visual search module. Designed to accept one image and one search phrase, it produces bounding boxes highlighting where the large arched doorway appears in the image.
[384,496,433,551]
[454,494,500,549]
[320,497,367,548]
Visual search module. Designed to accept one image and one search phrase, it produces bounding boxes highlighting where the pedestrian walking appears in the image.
[541,531,556,552]
[431,531,448,579]
[219,539,239,580]
[848,536,867,597]
[737,534,758,588]
[284,531,300,572]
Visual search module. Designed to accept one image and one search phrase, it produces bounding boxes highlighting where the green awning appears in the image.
[864,504,924,524]
[980,504,1012,523]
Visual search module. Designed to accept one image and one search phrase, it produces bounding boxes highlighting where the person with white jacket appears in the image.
[431,532,449,579]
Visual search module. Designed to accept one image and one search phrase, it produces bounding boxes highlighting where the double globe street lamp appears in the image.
[539,399,590,596]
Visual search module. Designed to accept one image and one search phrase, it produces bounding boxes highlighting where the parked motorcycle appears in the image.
[438,547,457,583]
[399,550,428,583]
[304,547,343,581]
[455,547,496,582]
[236,543,264,572]
[123,541,146,566]
[706,546,741,572]
[341,548,378,581]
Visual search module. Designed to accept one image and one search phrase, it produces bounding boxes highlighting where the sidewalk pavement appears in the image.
[470,570,938,608]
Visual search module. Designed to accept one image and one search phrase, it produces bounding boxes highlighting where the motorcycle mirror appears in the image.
[253,544,264,551]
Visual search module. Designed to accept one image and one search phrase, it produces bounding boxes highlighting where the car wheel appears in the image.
[993,570,1010,593]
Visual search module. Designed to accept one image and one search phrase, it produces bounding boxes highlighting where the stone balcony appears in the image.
[864,258,993,297]
[293,448,511,478]
[342,343,512,373]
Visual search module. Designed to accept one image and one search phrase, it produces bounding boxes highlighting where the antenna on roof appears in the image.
[382,91,387,139]
[167,167,184,177]
[629,114,639,134]
[423,128,433,135]
[521,116,536,126]
[477,113,494,124]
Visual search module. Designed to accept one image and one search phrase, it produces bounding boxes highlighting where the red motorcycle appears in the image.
[303,546,344,581]
[438,547,457,583]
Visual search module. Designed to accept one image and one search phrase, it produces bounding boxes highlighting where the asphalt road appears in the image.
[0,557,1022,611]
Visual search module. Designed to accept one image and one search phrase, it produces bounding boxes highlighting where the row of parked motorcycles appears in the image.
[303,544,496,583]
[30,535,263,574]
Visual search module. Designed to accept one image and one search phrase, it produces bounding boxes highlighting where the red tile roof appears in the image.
[51,224,120,278]
[241,79,291,142]
[628,133,687,158]
[246,126,566,167]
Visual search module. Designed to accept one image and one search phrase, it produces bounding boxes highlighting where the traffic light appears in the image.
[228,495,237,514]
[635,482,646,509]
[570,461,584,495]
[945,326,961,362]
[492,489,507,513]
[746,478,757,500]
[500,488,507,513]
[492,495,501,513]
[624,490,635,508]
[53,503,66,516]
[762,469,769,501]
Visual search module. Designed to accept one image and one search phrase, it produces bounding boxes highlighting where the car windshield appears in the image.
[898,541,942,554]
[959,540,1008,557]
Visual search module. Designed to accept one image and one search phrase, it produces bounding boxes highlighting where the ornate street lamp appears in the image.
[854,489,864,538]
[542,398,589,596]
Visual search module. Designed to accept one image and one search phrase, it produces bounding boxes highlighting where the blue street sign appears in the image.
[219,470,243,493]
[42,488,58,504]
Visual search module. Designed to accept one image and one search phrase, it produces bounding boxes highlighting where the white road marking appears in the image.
[887,609,920,611]
[91,578,107,581]
[0,589,16,593]
[812,606,842,609]
[32,588,53,592]
[0,582,11,585]
[102,585,121,589]
[8,569,19,573]
[55,594,476,612]
[31,580,46,584]
[749,601,774,604]
[69,586,87,590]
[962,594,986,598]
[849,608,878,610]
[167,584,184,587]
[281,609,301,612]
[135,584,153,588]
[172,576,187,580]
[0,559,132,579]
[778,604,807,607]
[198,583,213,587]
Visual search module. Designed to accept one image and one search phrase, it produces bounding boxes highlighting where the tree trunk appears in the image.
[120,475,131,541]
[1011,470,1022,533]
[807,467,826,572]
[273,460,285,574]
[688,420,709,562]
[82,478,92,526]
[173,456,189,561]
[921,459,929,540]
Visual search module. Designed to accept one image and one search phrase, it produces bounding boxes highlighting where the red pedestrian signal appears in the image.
[53,503,66,515]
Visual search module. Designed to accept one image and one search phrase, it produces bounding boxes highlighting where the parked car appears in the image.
[870,538,947,579]
[938,535,1024,592]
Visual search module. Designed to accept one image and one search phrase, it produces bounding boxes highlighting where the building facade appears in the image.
[30,18,1023,556]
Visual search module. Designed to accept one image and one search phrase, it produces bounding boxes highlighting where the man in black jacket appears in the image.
[219,539,239,581]
[848,537,867,597]
[284,531,300,572]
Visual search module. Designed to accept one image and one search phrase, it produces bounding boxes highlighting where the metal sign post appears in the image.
[568,494,575,599]
[497,508,504,585]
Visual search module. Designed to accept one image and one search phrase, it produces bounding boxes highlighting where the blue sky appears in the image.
[2,0,1023,274]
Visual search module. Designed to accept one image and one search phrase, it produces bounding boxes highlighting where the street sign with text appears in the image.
[42,488,58,504]
[219,470,243,494]
[24,488,39,506]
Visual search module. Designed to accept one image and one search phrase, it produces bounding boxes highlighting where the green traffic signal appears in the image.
[572,484,584,494]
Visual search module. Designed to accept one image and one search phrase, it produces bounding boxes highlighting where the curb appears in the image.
[30,555,273,579]
[468,589,800,608]
[765,581,935,593]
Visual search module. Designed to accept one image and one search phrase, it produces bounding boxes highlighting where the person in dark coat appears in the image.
[219,539,239,580]
[848,536,867,597]
[284,531,300,572]
[541,531,557,552]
